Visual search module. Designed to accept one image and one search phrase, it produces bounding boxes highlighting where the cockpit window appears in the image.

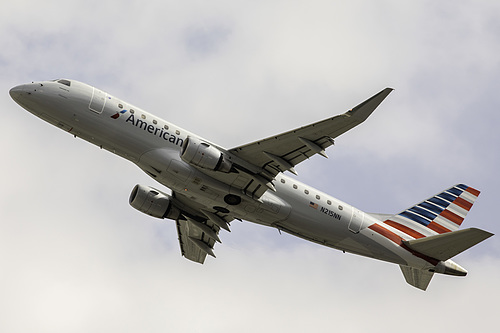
[57,79,71,87]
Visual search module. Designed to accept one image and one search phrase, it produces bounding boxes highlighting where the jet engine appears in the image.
[180,136,232,173]
[129,184,180,219]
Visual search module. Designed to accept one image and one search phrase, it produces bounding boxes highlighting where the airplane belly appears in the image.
[273,198,407,265]
[277,208,351,247]
[137,150,292,224]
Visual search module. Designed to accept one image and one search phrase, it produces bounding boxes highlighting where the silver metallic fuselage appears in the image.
[10,79,439,270]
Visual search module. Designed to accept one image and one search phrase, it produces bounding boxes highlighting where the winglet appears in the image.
[346,87,393,122]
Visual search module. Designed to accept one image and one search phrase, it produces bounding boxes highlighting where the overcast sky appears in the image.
[1,1,500,332]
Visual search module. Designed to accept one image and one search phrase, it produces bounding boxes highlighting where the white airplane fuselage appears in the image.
[10,79,469,280]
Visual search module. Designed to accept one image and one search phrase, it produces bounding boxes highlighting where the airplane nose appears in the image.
[9,85,25,102]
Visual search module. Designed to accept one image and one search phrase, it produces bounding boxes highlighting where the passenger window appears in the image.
[280,179,285,183]
[293,184,298,189]
[327,200,332,205]
[141,114,146,119]
[153,120,158,125]
[304,190,309,195]
[316,195,320,200]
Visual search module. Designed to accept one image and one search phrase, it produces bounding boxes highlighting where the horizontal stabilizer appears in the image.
[400,265,434,291]
[403,228,494,261]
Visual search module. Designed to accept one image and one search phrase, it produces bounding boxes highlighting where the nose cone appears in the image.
[9,85,25,103]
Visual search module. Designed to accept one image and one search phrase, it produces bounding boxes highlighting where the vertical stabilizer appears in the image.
[383,184,481,239]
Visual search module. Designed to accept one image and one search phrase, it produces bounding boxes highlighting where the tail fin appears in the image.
[380,184,494,290]
[383,184,481,238]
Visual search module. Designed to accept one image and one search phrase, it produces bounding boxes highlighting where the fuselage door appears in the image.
[348,208,365,233]
[89,87,107,114]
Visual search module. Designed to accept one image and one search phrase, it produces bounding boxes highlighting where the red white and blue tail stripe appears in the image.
[383,184,480,239]
[365,184,489,291]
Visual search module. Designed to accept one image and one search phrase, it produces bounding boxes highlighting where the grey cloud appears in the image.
[183,25,232,57]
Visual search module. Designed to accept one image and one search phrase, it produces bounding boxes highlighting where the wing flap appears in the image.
[176,218,208,264]
[172,192,232,264]
[176,216,222,264]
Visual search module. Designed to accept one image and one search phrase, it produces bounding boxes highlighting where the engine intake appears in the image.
[129,184,180,219]
[180,136,232,173]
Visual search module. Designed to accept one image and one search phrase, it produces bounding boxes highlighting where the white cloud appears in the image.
[1,0,499,332]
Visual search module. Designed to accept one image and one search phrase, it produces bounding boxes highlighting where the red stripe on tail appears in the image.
[466,187,480,197]
[440,209,464,225]
[369,223,439,265]
[368,224,403,245]
[384,220,426,239]
[427,221,451,234]
[453,197,473,211]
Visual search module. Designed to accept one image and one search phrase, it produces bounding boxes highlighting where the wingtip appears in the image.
[348,87,394,120]
[381,87,395,96]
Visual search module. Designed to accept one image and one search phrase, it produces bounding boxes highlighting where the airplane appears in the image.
[10,79,493,291]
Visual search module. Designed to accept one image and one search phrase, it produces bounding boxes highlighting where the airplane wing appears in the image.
[168,88,393,202]
[172,191,232,264]
[176,217,215,264]
[229,88,393,178]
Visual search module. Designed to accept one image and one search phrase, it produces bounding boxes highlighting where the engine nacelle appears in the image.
[129,184,180,219]
[180,136,232,173]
